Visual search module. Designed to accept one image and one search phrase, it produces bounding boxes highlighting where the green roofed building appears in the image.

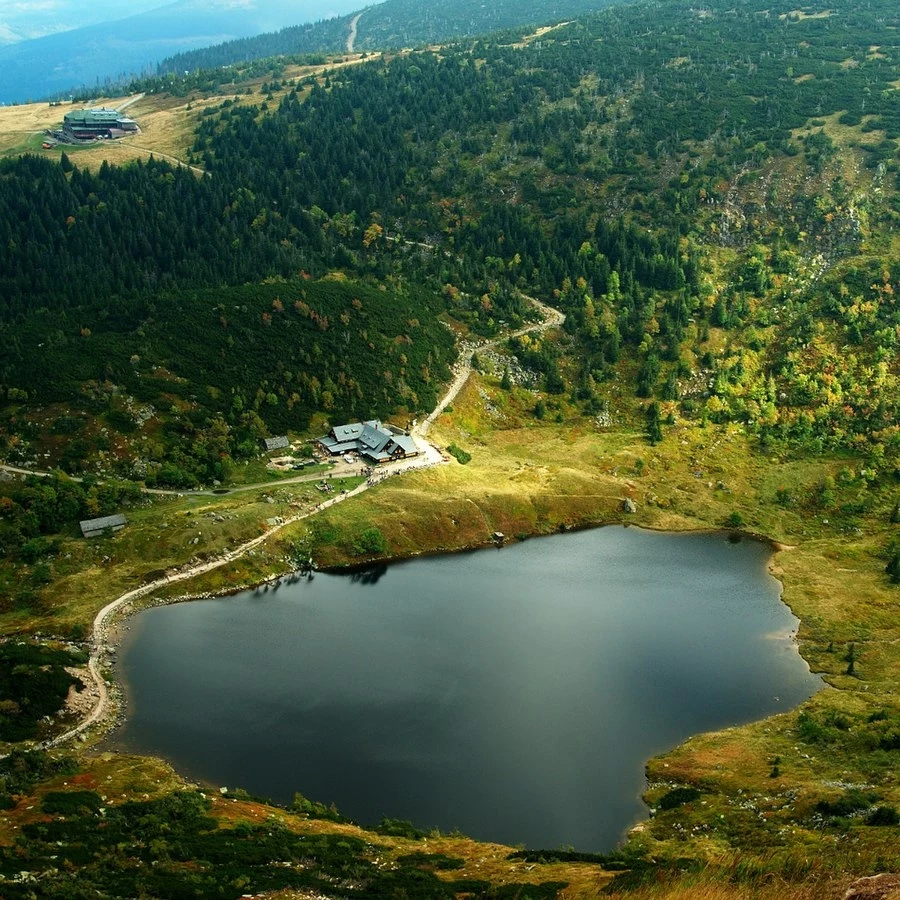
[62,107,139,139]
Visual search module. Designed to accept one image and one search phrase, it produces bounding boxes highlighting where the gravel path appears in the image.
[346,12,363,53]
[416,294,564,437]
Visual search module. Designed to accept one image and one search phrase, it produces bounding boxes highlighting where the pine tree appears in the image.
[845,643,857,676]
[646,402,663,445]
[887,553,900,585]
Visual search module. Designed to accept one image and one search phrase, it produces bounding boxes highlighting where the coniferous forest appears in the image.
[4,0,899,476]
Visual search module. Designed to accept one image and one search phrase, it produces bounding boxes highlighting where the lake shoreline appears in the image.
[72,515,807,749]
[101,523,819,851]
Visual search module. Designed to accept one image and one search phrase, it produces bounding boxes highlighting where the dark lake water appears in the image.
[111,526,820,851]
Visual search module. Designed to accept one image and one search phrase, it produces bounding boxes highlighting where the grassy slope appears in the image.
[0,54,376,172]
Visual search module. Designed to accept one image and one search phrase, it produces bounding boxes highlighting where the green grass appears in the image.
[0,132,46,158]
[227,456,330,486]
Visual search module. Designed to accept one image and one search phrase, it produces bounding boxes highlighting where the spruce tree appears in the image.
[646,402,663,445]
[887,553,900,585]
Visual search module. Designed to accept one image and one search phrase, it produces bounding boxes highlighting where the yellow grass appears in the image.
[0,52,381,171]
[603,880,829,900]
[0,93,203,170]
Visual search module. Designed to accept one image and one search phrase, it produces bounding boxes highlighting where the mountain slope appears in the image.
[0,0,363,103]
[157,0,621,74]
[2,0,900,892]
[3,0,899,472]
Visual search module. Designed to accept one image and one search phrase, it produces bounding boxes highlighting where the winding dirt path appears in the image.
[346,12,363,53]
[23,294,564,750]
[416,295,564,437]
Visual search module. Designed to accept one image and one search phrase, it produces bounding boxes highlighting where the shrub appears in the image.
[290,791,349,823]
[867,806,899,826]
[447,443,472,465]
[374,817,427,839]
[397,852,465,870]
[351,527,388,557]
[42,790,103,816]
[657,786,701,810]
[0,750,78,797]
[0,644,86,741]
[815,789,877,818]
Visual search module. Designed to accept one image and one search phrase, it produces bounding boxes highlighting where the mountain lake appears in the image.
[110,526,821,850]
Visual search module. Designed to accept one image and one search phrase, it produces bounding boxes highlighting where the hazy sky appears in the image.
[0,0,362,44]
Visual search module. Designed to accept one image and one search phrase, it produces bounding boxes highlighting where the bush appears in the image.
[867,806,899,826]
[657,786,701,810]
[0,750,78,797]
[289,791,349,823]
[397,852,465,870]
[815,789,877,818]
[374,817,428,839]
[351,526,388,557]
[447,443,472,465]
[0,643,86,742]
[42,790,103,816]
[19,536,58,564]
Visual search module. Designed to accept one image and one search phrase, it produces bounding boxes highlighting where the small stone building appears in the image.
[261,435,290,452]
[79,513,127,538]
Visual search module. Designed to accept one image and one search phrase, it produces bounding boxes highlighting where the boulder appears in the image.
[844,874,900,900]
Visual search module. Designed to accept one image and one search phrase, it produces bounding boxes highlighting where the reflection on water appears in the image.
[349,563,388,585]
[112,527,820,851]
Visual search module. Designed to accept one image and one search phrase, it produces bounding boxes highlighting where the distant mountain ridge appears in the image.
[0,0,166,46]
[157,0,620,74]
[0,0,362,103]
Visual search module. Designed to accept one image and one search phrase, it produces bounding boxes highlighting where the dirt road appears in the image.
[347,12,363,53]
[416,295,565,437]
